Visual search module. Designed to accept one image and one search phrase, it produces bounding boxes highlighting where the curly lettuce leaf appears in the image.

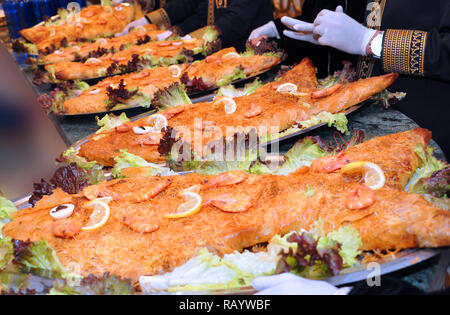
[112,150,175,178]
[299,112,349,134]
[96,112,130,134]
[0,196,17,222]
[406,145,447,194]
[216,78,262,98]
[318,226,362,267]
[193,147,259,175]
[202,26,219,43]
[216,67,247,87]
[61,147,99,170]
[250,137,329,175]
[12,239,75,280]
[153,83,191,111]
[0,237,13,270]
[0,196,17,232]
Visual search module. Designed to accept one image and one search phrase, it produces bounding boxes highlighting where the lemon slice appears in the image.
[81,200,110,231]
[85,58,102,64]
[168,65,182,78]
[96,38,108,46]
[165,191,202,218]
[146,114,168,133]
[276,83,297,93]
[215,97,237,114]
[341,161,386,190]
[222,52,240,59]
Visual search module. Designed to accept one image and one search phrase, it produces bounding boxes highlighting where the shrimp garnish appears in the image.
[310,152,349,173]
[208,193,253,213]
[121,216,159,233]
[83,185,121,201]
[123,179,171,203]
[163,106,185,120]
[203,171,248,190]
[346,184,376,210]
[310,84,342,99]
[115,123,131,133]
[195,121,217,131]
[205,55,219,63]
[244,104,263,118]
[157,42,172,47]
[51,219,82,239]
[134,133,162,146]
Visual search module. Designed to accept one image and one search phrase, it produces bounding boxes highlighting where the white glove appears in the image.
[281,6,376,56]
[115,17,149,37]
[252,273,352,295]
[248,21,280,40]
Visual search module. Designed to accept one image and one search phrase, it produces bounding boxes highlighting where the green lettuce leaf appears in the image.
[96,112,130,134]
[215,78,262,98]
[112,150,175,178]
[202,26,219,43]
[406,145,447,194]
[319,226,362,267]
[0,237,13,270]
[216,67,247,87]
[61,147,99,170]
[250,137,329,175]
[153,83,191,111]
[12,239,74,279]
[299,112,349,134]
[193,147,259,175]
[0,196,17,222]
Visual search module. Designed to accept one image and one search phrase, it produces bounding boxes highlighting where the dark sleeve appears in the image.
[175,0,208,35]
[213,0,273,47]
[145,0,201,28]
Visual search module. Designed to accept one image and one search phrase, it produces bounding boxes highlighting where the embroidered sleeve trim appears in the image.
[146,8,171,28]
[382,29,427,76]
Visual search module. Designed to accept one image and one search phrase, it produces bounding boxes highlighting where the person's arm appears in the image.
[145,0,201,28]
[381,28,450,81]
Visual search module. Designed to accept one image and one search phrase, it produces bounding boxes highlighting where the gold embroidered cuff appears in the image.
[146,8,171,28]
[382,29,428,76]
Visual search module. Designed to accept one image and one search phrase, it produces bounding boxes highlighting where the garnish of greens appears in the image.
[139,220,362,293]
[111,150,175,179]
[405,145,449,209]
[215,78,262,99]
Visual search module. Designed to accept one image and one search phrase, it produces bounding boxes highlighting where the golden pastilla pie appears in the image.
[77,58,398,166]
[40,24,164,65]
[40,47,282,114]
[44,38,205,81]
[19,4,143,54]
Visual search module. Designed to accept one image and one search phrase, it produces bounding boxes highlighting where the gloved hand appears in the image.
[281,6,376,56]
[252,273,352,295]
[115,17,149,37]
[248,21,280,40]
